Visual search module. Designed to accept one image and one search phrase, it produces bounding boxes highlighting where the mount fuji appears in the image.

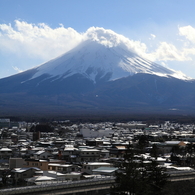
[0,28,195,117]
[28,39,188,83]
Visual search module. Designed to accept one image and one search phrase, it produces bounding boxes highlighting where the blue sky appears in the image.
[1,0,195,78]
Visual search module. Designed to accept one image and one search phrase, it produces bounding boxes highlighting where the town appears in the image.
[0,118,195,194]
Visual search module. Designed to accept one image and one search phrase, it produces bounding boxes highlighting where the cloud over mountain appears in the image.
[1,21,195,78]
[1,21,195,62]
[0,20,83,60]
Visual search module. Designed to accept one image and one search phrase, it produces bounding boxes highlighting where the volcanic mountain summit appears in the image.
[0,28,195,117]
[29,39,188,83]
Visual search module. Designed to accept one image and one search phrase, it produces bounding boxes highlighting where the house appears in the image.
[156,141,187,154]
[27,147,44,155]
[43,170,65,180]
[80,128,114,138]
[27,171,81,184]
[85,139,103,147]
[0,148,12,159]
[9,158,25,169]
[92,167,118,176]
[78,148,100,162]
[24,159,66,171]
[100,149,110,158]
[48,163,80,173]
[166,165,195,181]
[33,150,53,159]
[24,159,49,170]
[26,175,56,185]
[43,171,81,181]
[82,162,112,174]
[109,145,127,157]
[60,145,78,162]
[63,172,81,181]
[11,167,41,183]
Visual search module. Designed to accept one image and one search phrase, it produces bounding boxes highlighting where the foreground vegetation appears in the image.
[110,143,168,195]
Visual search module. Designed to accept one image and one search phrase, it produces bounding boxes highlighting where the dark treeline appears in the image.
[110,140,195,195]
[1,113,195,124]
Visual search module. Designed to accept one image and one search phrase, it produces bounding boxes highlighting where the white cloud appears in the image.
[179,25,195,44]
[177,25,195,60]
[83,26,148,56]
[150,34,156,40]
[0,20,83,60]
[147,42,190,62]
[0,22,149,63]
[1,21,195,78]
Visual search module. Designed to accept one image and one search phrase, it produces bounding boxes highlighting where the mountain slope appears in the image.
[28,39,189,83]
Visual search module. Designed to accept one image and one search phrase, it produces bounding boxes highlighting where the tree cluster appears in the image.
[111,143,168,195]
[171,143,195,167]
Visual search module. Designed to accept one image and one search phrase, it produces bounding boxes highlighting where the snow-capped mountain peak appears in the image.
[29,28,190,82]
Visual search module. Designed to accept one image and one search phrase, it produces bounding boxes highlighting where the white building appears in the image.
[82,162,112,174]
[80,128,114,138]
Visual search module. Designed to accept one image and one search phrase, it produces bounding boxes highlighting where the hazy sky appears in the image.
[1,0,195,79]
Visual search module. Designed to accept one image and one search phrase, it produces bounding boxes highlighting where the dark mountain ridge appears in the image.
[1,72,195,117]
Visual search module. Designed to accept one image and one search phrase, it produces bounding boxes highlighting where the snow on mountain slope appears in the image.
[29,28,189,83]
